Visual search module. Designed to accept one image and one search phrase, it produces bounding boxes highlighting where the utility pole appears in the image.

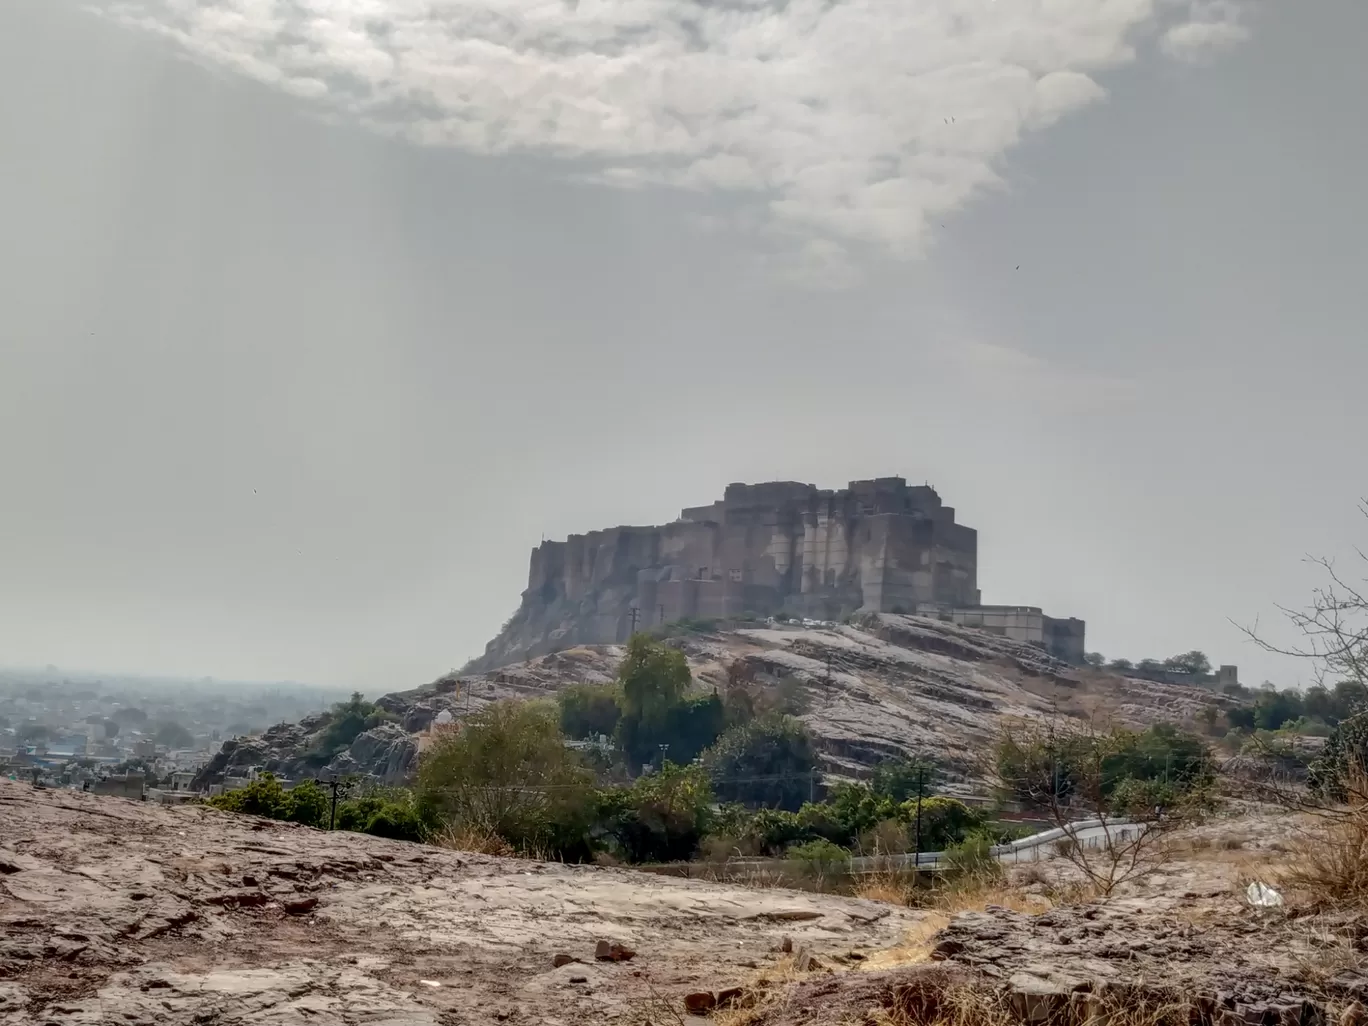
[809,767,817,804]
[326,778,342,831]
[825,652,834,687]
[913,765,924,869]
[628,607,640,634]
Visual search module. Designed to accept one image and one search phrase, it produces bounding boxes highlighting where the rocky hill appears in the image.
[193,614,1232,790]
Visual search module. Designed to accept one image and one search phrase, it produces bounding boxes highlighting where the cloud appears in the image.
[1161,1,1252,63]
[97,0,1252,263]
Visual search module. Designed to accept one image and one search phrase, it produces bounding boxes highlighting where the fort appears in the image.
[469,476,1085,672]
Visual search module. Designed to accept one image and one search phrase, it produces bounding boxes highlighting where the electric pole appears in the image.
[628,607,640,634]
[326,779,342,831]
[913,765,924,870]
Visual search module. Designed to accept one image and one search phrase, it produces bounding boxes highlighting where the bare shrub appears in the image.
[1281,765,1368,908]
[431,822,514,857]
[992,719,1180,896]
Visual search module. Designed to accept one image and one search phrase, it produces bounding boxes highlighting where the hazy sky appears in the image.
[1,0,1364,691]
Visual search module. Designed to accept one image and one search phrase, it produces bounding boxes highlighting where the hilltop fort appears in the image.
[468,476,1084,672]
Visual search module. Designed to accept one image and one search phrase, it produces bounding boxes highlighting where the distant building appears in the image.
[917,604,1086,665]
[92,772,144,799]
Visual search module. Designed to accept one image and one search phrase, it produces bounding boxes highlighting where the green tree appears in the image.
[557,683,621,739]
[614,634,695,770]
[659,694,727,764]
[415,699,593,854]
[705,714,819,810]
[336,792,428,842]
[1164,650,1213,678]
[901,795,983,851]
[206,773,293,820]
[1304,684,1335,723]
[869,756,939,803]
[206,774,331,827]
[284,779,330,827]
[1084,652,1106,668]
[601,762,714,863]
[1252,688,1304,731]
[305,692,391,766]
[618,634,691,720]
[1106,658,1134,672]
[1309,709,1368,800]
[787,837,849,877]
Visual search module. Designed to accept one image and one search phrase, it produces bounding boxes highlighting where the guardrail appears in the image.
[846,817,1144,874]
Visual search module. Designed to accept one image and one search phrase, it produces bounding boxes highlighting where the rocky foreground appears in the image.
[1,781,1361,1026]
[196,614,1233,789]
[0,779,919,1025]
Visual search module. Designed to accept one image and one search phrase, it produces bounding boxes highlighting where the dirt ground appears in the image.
[0,780,923,1025]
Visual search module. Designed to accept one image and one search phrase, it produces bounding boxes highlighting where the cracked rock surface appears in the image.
[0,780,919,1025]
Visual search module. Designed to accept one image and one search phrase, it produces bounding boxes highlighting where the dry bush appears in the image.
[931,872,1054,916]
[430,822,515,857]
[853,867,917,906]
[1264,762,1368,910]
[883,978,1200,1026]
[1281,811,1368,908]
[1010,862,1049,886]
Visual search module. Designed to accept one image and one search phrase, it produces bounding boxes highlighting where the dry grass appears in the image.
[882,978,1205,1026]
[851,864,1077,917]
[703,953,813,1026]
[1280,808,1368,909]
[852,867,918,906]
[430,822,515,857]
[930,873,1056,916]
[860,913,952,970]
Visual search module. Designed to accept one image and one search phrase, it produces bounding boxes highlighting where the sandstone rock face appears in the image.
[190,716,325,791]
[0,780,918,1026]
[322,723,418,784]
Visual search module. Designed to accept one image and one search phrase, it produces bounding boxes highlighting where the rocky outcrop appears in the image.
[189,715,326,791]
[321,723,418,784]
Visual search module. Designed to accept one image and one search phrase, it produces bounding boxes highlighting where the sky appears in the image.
[1,0,1364,691]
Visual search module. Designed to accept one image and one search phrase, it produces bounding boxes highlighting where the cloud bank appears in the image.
[99,0,1253,262]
